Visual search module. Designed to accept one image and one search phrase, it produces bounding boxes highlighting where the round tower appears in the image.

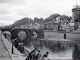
[72,4,80,22]
[72,4,80,30]
[72,4,80,59]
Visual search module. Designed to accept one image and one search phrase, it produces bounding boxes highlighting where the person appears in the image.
[26,48,37,60]
[13,38,19,49]
[18,42,24,54]
[35,50,41,60]
[41,52,49,60]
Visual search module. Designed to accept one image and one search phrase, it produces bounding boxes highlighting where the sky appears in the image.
[0,0,80,26]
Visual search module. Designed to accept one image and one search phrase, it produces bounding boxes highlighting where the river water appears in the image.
[28,43,73,59]
[1,30,73,59]
[39,47,72,59]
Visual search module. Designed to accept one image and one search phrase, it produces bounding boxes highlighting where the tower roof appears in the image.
[75,4,80,8]
[72,4,80,12]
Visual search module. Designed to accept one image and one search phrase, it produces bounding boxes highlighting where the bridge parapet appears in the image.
[1,28,44,40]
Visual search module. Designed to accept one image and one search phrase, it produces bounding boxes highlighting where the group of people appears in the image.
[25,48,49,60]
[13,38,25,54]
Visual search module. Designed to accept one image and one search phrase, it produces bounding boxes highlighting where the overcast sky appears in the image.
[0,0,80,26]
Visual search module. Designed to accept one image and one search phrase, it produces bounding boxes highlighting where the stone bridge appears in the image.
[0,28,44,45]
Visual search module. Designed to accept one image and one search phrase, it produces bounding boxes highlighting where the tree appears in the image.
[48,14,60,20]
[34,17,39,23]
[44,14,60,23]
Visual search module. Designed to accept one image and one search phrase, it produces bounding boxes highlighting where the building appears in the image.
[72,4,80,30]
[43,19,58,30]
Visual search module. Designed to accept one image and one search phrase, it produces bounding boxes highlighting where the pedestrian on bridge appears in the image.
[13,38,19,49]
[18,42,24,54]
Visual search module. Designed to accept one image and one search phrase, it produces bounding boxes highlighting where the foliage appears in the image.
[1,14,72,28]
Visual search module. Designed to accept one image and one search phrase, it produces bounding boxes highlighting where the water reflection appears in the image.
[27,39,73,59]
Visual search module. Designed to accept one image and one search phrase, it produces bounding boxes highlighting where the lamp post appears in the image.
[12,38,14,54]
[11,25,14,54]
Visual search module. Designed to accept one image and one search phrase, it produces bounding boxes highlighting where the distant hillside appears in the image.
[1,14,72,29]
[13,17,44,27]
[13,18,33,27]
